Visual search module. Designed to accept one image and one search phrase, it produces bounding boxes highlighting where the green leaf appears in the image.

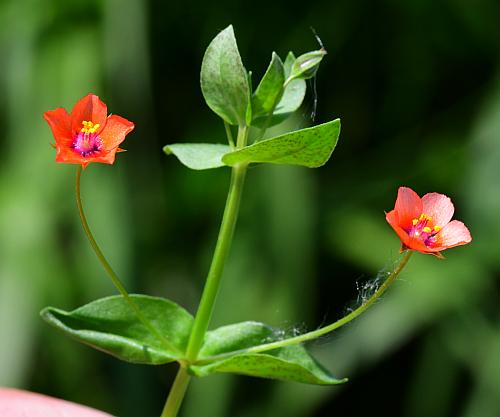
[190,322,346,385]
[163,143,231,170]
[222,119,341,168]
[283,51,296,77]
[252,52,285,119]
[41,295,193,365]
[252,52,306,128]
[201,25,250,126]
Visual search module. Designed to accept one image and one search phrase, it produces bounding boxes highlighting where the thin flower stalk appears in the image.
[76,167,182,356]
[195,250,413,364]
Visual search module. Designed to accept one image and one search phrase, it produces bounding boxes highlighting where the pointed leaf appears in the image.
[252,52,306,128]
[201,25,250,126]
[283,51,296,77]
[41,295,193,365]
[190,322,346,385]
[252,52,285,119]
[163,143,231,170]
[223,119,340,168]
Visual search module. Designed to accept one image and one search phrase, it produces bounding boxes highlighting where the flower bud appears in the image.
[287,48,327,83]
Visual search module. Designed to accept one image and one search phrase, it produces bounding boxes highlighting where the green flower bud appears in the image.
[287,48,327,84]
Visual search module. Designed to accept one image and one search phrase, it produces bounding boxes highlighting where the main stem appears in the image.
[161,126,249,417]
[197,251,413,363]
[75,166,180,355]
[186,169,247,360]
[160,367,191,417]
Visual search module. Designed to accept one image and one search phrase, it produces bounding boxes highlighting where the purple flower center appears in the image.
[72,132,103,157]
[72,121,103,157]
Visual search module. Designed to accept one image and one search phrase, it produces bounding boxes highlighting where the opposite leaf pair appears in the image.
[41,295,345,385]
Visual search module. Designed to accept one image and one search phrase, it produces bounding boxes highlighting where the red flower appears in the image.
[44,94,134,168]
[386,187,471,257]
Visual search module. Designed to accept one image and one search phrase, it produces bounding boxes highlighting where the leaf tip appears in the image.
[39,306,54,320]
[222,24,235,36]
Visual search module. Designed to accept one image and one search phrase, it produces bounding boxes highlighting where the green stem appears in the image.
[160,125,249,417]
[75,166,180,356]
[224,121,235,148]
[196,251,413,364]
[185,128,248,361]
[160,366,191,417]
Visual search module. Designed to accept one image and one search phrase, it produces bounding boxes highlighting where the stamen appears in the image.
[434,225,441,232]
[80,120,101,134]
[73,122,103,157]
[412,219,418,225]
[419,214,432,222]
[423,227,432,233]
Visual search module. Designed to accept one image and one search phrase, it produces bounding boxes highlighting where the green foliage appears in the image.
[200,25,250,126]
[1,1,497,416]
[223,119,341,168]
[252,52,285,120]
[163,143,231,170]
[251,51,307,128]
[41,295,193,365]
[191,322,346,385]
[164,120,340,169]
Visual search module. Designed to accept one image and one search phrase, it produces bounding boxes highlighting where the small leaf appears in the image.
[41,295,193,365]
[163,143,231,170]
[283,51,296,77]
[222,119,341,168]
[190,322,346,385]
[201,25,250,126]
[252,52,285,119]
[252,52,306,128]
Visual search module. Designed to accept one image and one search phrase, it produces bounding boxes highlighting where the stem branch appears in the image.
[224,121,235,148]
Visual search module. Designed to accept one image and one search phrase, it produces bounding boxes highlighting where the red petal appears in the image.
[405,237,434,253]
[386,210,409,242]
[55,146,85,166]
[84,149,119,165]
[386,210,430,253]
[44,108,72,146]
[71,94,107,135]
[421,192,454,227]
[394,187,422,229]
[431,220,472,251]
[99,115,134,150]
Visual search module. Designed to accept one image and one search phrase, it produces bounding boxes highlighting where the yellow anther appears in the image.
[412,219,418,226]
[80,120,99,134]
[423,227,432,233]
[434,225,441,232]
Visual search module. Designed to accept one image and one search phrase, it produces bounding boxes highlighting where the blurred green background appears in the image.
[1,0,500,416]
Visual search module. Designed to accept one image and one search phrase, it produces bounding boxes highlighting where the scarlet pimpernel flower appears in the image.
[44,94,134,168]
[386,186,472,257]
